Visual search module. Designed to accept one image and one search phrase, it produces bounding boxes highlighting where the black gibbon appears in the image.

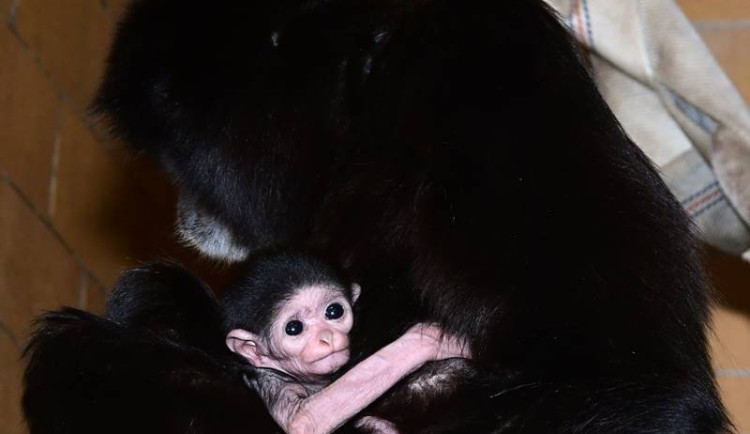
[23,0,728,432]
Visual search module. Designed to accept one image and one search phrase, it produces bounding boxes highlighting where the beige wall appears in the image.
[0,1,748,432]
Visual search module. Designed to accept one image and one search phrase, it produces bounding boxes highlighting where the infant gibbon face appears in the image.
[228,284,360,380]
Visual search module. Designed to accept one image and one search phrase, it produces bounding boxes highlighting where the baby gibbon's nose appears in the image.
[319,329,334,346]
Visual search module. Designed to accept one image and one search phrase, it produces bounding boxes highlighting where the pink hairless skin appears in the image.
[226,284,471,434]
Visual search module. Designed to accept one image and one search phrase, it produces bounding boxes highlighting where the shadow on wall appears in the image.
[89,153,236,292]
[706,246,750,315]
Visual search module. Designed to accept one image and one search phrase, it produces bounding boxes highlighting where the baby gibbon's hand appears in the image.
[404,323,472,361]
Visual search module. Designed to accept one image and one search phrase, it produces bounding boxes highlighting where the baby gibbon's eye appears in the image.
[285,320,303,336]
[325,303,345,320]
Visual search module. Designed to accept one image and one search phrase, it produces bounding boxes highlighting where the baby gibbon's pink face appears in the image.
[264,285,355,378]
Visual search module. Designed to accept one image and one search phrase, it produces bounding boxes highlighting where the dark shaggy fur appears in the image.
[24,0,729,432]
[23,263,276,434]
[222,249,353,336]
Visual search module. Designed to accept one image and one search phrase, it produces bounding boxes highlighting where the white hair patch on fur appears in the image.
[176,198,250,263]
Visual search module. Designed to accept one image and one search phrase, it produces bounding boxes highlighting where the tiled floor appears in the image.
[677,2,750,431]
[706,247,750,433]
[0,1,748,433]
[0,2,223,432]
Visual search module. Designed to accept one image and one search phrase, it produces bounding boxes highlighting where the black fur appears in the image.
[105,260,227,353]
[24,0,730,432]
[23,263,277,434]
[222,249,353,335]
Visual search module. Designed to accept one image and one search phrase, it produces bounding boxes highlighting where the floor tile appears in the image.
[0,0,9,21]
[13,0,114,111]
[0,24,61,211]
[0,334,25,434]
[677,0,750,22]
[704,247,750,432]
[52,107,140,286]
[711,306,750,372]
[52,107,198,287]
[0,180,81,341]
[697,26,750,104]
[718,376,750,433]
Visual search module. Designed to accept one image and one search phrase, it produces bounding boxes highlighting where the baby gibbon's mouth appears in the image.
[313,347,349,364]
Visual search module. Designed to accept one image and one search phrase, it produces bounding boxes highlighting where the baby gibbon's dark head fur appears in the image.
[222,250,353,336]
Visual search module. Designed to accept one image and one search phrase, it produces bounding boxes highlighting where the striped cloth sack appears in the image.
[544,0,750,261]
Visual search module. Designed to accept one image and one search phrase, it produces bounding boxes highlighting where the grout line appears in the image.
[5,3,130,167]
[6,18,32,51]
[9,0,18,25]
[0,174,109,291]
[0,21,119,292]
[1,21,137,294]
[47,128,62,218]
[5,20,76,119]
[5,17,95,137]
[694,20,750,30]
[716,369,750,378]
[0,319,20,348]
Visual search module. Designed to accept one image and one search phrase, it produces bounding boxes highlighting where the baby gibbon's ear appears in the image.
[351,283,361,304]
[226,329,264,367]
